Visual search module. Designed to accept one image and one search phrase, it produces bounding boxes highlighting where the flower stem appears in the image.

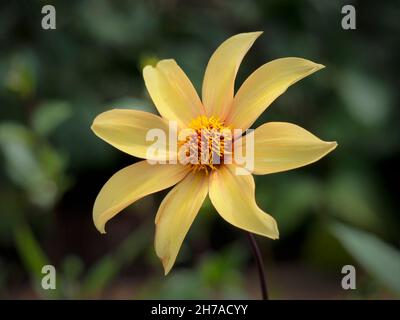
[246,232,269,300]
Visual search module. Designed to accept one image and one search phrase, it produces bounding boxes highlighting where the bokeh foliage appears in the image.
[0,0,399,299]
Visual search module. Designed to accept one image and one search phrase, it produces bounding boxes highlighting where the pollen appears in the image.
[178,116,233,173]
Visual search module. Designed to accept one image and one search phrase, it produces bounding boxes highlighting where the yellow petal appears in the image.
[209,165,279,239]
[202,32,262,120]
[155,171,208,275]
[240,122,337,175]
[226,58,325,130]
[93,161,189,233]
[143,59,204,128]
[91,109,176,161]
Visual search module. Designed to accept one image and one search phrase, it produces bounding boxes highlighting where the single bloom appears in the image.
[91,32,337,275]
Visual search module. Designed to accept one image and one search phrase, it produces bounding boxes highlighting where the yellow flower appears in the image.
[91,32,337,275]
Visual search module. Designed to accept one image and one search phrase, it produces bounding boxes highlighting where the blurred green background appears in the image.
[0,0,399,299]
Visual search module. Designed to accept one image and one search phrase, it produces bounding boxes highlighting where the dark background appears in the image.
[0,0,399,299]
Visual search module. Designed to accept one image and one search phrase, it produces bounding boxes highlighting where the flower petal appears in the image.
[226,58,325,130]
[91,109,176,161]
[202,32,262,120]
[93,161,189,233]
[209,165,279,239]
[143,59,204,127]
[240,122,337,175]
[155,171,208,275]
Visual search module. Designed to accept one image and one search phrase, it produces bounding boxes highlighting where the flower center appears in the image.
[178,116,233,172]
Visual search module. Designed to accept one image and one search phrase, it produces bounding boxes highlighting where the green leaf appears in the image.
[32,101,72,136]
[338,70,391,127]
[0,123,40,190]
[4,51,37,98]
[154,270,206,299]
[81,224,150,297]
[331,222,400,294]
[326,171,382,231]
[80,256,119,297]
[14,223,49,278]
[14,222,59,298]
[257,175,321,235]
[0,123,69,208]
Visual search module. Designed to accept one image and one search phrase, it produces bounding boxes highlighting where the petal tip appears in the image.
[271,220,280,240]
[329,141,338,150]
[156,59,175,68]
[93,207,107,234]
[161,256,172,276]
[306,61,325,72]
[249,30,263,37]
[298,59,325,72]
[90,113,103,131]
[95,224,106,234]
[90,123,98,134]
[94,217,107,234]
[238,31,263,43]
[163,268,171,276]
[233,31,263,39]
[142,64,155,75]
